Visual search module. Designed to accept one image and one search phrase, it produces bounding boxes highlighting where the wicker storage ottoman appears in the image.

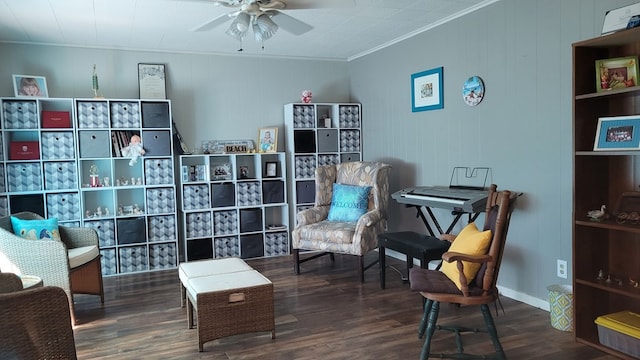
[185,269,275,351]
[178,257,253,307]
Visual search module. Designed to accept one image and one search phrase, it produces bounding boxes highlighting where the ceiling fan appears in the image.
[189,0,351,48]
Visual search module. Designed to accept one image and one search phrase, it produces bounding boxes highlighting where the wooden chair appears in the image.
[0,279,78,359]
[408,184,519,360]
[292,161,392,282]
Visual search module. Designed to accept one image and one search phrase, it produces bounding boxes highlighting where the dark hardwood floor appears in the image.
[72,254,616,359]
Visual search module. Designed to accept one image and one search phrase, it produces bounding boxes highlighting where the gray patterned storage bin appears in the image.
[3,101,38,129]
[44,161,77,190]
[60,221,80,228]
[84,219,116,247]
[110,102,140,128]
[0,164,5,193]
[144,159,173,185]
[317,154,339,166]
[186,211,212,238]
[149,243,177,270]
[340,130,361,152]
[0,196,8,217]
[147,215,176,242]
[119,246,148,273]
[146,188,175,214]
[77,101,109,128]
[7,163,41,192]
[46,193,81,221]
[294,155,316,179]
[41,132,75,160]
[182,184,210,210]
[265,232,289,256]
[0,135,3,160]
[214,236,240,258]
[237,181,261,206]
[100,248,117,276]
[292,105,315,128]
[214,210,237,235]
[338,105,361,128]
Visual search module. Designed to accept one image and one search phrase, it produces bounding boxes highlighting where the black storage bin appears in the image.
[241,234,264,258]
[294,130,316,153]
[240,208,262,233]
[142,130,171,156]
[211,182,235,207]
[9,194,44,217]
[117,217,146,245]
[187,238,213,261]
[141,102,170,128]
[262,180,285,204]
[296,180,315,204]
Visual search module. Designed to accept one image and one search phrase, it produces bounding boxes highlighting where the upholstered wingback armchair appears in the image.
[292,161,392,282]
[0,212,104,323]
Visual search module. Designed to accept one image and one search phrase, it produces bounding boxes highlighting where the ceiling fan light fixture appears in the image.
[235,12,251,32]
[254,14,278,42]
[225,13,249,41]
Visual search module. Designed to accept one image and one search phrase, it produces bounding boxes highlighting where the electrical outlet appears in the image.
[557,259,568,279]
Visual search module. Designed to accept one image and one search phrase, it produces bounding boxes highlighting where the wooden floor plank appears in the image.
[72,254,616,359]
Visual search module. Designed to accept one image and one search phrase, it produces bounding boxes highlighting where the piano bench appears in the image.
[377,231,451,289]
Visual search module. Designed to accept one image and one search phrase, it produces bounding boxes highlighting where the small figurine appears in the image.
[116,178,121,186]
[587,205,608,221]
[103,176,110,187]
[121,134,145,166]
[117,205,123,216]
[85,210,91,218]
[104,207,110,216]
[131,177,135,186]
[136,177,142,185]
[597,269,605,280]
[95,206,102,217]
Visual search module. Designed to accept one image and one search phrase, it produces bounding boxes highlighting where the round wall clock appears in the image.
[462,76,485,106]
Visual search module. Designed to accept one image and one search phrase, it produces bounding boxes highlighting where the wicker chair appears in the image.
[292,161,392,282]
[0,282,78,359]
[0,212,104,323]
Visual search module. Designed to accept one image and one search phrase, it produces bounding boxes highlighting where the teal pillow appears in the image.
[327,183,372,222]
[10,216,61,241]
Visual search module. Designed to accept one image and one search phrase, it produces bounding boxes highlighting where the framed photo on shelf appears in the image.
[138,63,166,99]
[258,128,277,153]
[595,56,639,92]
[12,75,48,98]
[593,115,640,151]
[411,67,443,112]
[211,163,232,180]
[265,162,277,178]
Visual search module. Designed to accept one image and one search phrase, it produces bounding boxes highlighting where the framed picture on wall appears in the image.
[138,63,166,99]
[12,75,48,98]
[411,67,443,112]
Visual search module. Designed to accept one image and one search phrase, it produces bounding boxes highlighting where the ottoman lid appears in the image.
[179,257,252,284]
[187,270,271,298]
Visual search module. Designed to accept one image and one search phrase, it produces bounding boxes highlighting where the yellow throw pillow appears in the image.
[441,222,492,290]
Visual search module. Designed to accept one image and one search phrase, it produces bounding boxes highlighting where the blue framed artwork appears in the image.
[411,67,443,112]
[594,115,640,151]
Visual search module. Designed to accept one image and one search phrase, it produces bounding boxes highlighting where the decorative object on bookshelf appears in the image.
[411,67,443,112]
[121,134,146,166]
[138,63,166,99]
[596,56,638,92]
[12,74,48,98]
[593,115,640,151]
[265,162,277,177]
[587,205,609,222]
[301,89,312,103]
[602,2,640,34]
[206,140,255,154]
[92,64,103,98]
[239,166,249,179]
[212,164,232,181]
[258,128,277,153]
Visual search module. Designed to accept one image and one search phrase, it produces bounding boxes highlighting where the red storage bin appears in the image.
[10,141,40,160]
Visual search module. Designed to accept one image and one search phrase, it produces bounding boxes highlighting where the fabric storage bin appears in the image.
[41,111,71,128]
[119,245,148,273]
[211,182,235,208]
[317,129,339,153]
[84,219,116,247]
[9,194,44,216]
[144,158,173,185]
[77,101,109,128]
[0,135,4,160]
[141,102,170,128]
[265,232,289,256]
[340,130,361,152]
[595,311,640,358]
[149,243,177,270]
[186,211,212,238]
[182,184,210,210]
[214,236,240,258]
[0,165,5,193]
[240,233,264,258]
[100,248,118,276]
[147,215,176,242]
[9,141,39,160]
[46,192,80,221]
[3,100,38,129]
[187,238,214,261]
[213,210,237,235]
[146,187,175,214]
[340,153,361,163]
[78,130,111,158]
[262,180,285,204]
[292,105,315,128]
[117,217,146,244]
[293,130,316,153]
[7,163,41,192]
[295,180,315,204]
[240,208,262,233]
[237,181,262,206]
[44,161,77,190]
[0,196,8,217]
[142,130,171,156]
[338,105,360,128]
[41,132,75,160]
[318,154,339,166]
[294,155,316,179]
[110,102,140,128]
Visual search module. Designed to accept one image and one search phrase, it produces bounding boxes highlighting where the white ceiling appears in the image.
[0,0,495,61]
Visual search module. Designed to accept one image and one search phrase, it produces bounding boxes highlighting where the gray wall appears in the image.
[0,0,636,307]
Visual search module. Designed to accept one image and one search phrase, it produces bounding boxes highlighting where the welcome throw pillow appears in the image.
[327,183,372,222]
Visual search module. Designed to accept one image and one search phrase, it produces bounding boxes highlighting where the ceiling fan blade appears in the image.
[190,13,233,32]
[274,0,355,10]
[270,11,312,35]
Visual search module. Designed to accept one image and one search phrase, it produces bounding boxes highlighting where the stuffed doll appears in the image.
[121,134,145,166]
